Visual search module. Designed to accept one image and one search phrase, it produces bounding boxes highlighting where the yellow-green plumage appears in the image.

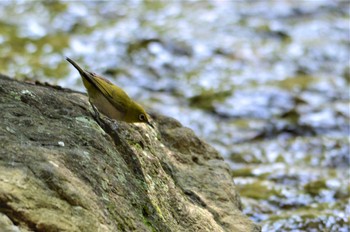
[66,57,152,126]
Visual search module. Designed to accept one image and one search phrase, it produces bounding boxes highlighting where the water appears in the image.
[1,1,349,231]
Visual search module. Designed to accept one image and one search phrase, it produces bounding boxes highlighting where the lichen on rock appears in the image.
[0,74,260,232]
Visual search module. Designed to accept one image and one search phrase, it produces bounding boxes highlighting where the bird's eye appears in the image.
[139,114,146,121]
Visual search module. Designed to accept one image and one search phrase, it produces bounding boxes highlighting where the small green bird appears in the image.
[66,57,152,127]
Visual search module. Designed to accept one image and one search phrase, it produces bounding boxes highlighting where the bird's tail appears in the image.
[66,57,96,87]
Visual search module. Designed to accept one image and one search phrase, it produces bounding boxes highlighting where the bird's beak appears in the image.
[147,121,154,128]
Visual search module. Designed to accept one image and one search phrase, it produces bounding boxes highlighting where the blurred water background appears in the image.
[0,1,349,231]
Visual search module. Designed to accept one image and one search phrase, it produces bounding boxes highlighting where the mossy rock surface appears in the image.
[0,75,259,232]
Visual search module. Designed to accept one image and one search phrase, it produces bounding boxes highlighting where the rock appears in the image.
[0,74,260,232]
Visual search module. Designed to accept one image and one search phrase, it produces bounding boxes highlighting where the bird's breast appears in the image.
[89,91,124,121]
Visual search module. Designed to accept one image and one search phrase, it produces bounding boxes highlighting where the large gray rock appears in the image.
[0,74,260,232]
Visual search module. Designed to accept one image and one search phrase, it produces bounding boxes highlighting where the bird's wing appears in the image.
[65,58,129,114]
[91,75,129,114]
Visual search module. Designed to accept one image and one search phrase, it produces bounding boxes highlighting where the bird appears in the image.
[66,57,153,127]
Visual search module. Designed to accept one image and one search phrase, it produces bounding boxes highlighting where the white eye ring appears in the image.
[139,114,146,121]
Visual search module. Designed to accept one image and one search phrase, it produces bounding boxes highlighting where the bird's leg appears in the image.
[89,99,103,126]
[88,99,119,131]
